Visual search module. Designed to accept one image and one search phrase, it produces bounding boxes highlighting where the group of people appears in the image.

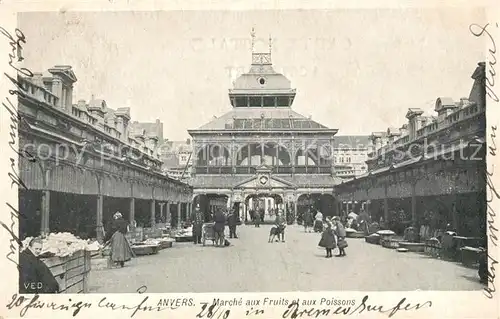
[190,204,240,247]
[318,216,348,258]
[302,209,328,233]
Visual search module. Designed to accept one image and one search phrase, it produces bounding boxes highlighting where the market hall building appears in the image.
[334,62,486,238]
[17,66,193,242]
[187,34,346,222]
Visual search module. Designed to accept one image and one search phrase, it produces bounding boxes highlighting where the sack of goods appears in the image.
[22,232,102,257]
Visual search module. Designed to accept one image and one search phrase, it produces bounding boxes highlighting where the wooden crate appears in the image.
[365,234,381,245]
[126,227,144,244]
[381,238,401,249]
[347,231,365,238]
[132,244,160,255]
[398,242,425,253]
[41,250,91,294]
[143,228,163,239]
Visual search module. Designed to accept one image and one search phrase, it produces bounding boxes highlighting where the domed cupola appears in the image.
[229,28,296,108]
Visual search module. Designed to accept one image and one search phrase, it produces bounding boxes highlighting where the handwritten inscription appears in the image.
[0,27,33,279]
[484,125,499,299]
[470,22,500,300]
[196,299,231,319]
[469,23,498,102]
[0,27,32,77]
[282,296,432,318]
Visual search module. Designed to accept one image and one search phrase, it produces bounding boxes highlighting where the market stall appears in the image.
[22,233,101,293]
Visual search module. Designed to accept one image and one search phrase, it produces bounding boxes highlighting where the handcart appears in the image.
[201,222,217,246]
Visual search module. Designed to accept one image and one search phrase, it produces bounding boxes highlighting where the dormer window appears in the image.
[258,77,266,85]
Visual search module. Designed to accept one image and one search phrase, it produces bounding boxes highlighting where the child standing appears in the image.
[318,218,336,258]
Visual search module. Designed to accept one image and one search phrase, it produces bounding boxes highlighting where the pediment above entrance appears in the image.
[233,175,295,189]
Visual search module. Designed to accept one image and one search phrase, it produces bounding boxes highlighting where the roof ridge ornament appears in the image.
[251,27,256,54]
[269,34,272,61]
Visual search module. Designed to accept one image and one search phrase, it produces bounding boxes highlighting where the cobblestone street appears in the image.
[88,225,482,293]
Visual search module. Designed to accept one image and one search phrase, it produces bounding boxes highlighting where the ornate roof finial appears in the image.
[269,34,272,54]
[251,27,256,53]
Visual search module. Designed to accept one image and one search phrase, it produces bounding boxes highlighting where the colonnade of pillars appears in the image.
[238,200,298,223]
[341,190,419,227]
[93,198,193,242]
[340,200,371,216]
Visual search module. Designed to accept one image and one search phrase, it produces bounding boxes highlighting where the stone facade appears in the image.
[18,65,193,241]
[335,62,486,237]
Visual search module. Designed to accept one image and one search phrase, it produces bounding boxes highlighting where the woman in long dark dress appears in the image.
[105,212,135,267]
[19,238,60,294]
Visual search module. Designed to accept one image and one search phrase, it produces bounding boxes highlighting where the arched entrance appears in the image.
[244,193,284,224]
[193,194,230,222]
[296,193,337,223]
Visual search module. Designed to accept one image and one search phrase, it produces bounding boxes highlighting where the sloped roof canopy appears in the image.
[192,107,331,131]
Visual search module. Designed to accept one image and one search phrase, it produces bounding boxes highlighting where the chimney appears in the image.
[399,125,408,136]
[406,108,424,141]
[77,99,86,108]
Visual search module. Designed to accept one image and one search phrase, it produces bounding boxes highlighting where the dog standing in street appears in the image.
[268,225,286,243]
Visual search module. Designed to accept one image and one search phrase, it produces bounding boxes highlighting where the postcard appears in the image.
[0,1,499,318]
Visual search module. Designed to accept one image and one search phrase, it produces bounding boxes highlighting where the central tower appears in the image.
[188,29,341,223]
[229,28,296,109]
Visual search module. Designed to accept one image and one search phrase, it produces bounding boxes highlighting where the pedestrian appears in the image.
[303,208,313,233]
[318,218,336,258]
[213,209,226,247]
[333,216,348,257]
[19,238,60,294]
[314,210,324,233]
[191,204,203,244]
[254,210,261,228]
[104,212,135,267]
[227,209,238,239]
[275,211,286,242]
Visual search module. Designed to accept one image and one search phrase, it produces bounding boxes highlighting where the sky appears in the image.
[18,8,486,141]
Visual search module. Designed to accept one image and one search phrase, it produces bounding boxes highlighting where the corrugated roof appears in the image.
[193,107,330,131]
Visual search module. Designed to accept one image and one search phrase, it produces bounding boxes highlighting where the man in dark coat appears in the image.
[254,209,261,228]
[303,208,313,233]
[275,211,286,242]
[213,210,226,247]
[227,209,238,239]
[19,238,59,294]
[191,204,203,244]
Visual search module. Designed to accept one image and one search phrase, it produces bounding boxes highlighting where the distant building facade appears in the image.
[162,139,194,180]
[130,119,164,143]
[333,136,371,178]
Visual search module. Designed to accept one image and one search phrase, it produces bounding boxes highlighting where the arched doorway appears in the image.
[296,193,337,223]
[193,194,230,222]
[244,193,284,224]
